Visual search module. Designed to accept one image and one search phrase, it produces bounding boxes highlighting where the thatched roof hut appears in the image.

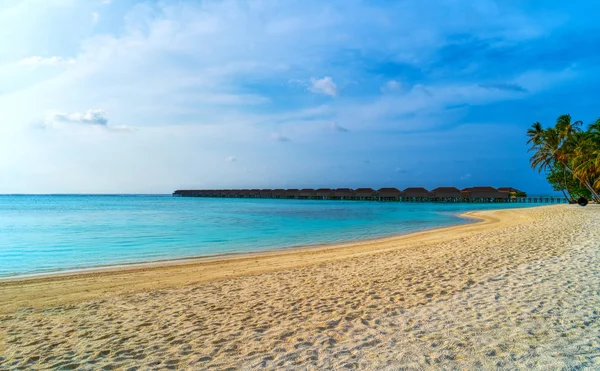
[272,189,286,197]
[354,188,376,198]
[496,191,510,199]
[315,188,333,197]
[259,189,273,197]
[285,189,299,197]
[299,188,316,197]
[216,189,233,197]
[333,188,355,198]
[432,187,462,198]
[377,188,403,197]
[403,187,433,198]
[234,189,248,197]
[467,186,507,199]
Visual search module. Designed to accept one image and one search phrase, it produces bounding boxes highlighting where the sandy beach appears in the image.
[1,204,599,369]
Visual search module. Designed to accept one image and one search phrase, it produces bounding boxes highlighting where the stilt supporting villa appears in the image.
[315,188,334,200]
[354,188,377,200]
[432,187,463,202]
[377,188,404,201]
[403,187,434,202]
[298,189,316,199]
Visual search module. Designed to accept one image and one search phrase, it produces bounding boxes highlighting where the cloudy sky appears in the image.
[1,0,599,194]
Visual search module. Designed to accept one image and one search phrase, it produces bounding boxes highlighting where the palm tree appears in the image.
[555,114,583,139]
[573,119,600,193]
[527,115,600,202]
[590,120,600,190]
[526,122,544,146]
[527,126,558,173]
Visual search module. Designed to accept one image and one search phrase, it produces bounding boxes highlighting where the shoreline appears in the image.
[0,206,530,315]
[3,204,599,369]
[0,209,479,282]
[0,209,487,283]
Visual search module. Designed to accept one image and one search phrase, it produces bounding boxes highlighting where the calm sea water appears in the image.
[0,195,536,278]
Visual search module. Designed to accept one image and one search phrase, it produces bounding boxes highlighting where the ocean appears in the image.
[0,195,536,278]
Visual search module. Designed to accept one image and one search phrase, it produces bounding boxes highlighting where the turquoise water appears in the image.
[0,195,536,278]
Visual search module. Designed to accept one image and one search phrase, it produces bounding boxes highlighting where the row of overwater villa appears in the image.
[173,187,566,203]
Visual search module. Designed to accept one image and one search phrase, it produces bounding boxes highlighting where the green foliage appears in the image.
[527,115,600,202]
[545,163,591,200]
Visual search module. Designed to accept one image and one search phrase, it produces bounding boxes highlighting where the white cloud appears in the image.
[47,109,109,126]
[92,12,100,25]
[309,76,338,97]
[460,173,472,180]
[226,156,237,162]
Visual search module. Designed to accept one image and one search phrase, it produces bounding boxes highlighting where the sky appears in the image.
[1,0,599,194]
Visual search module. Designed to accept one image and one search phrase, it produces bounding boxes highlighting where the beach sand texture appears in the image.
[1,205,599,370]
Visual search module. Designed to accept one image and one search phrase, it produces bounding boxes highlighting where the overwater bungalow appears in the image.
[233,189,247,198]
[260,189,273,198]
[498,191,510,200]
[333,188,355,200]
[316,188,334,199]
[354,188,377,200]
[271,189,286,198]
[298,188,316,199]
[248,189,261,198]
[467,186,509,201]
[403,187,433,201]
[432,187,462,201]
[377,188,403,201]
[284,189,299,198]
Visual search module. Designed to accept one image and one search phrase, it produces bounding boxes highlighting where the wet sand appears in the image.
[1,205,599,369]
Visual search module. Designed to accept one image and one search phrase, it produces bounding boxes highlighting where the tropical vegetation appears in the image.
[527,114,600,203]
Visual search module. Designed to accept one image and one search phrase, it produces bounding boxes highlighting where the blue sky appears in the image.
[0,0,598,194]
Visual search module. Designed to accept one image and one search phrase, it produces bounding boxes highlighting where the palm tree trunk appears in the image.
[562,168,573,202]
[584,179,600,202]
[560,188,571,202]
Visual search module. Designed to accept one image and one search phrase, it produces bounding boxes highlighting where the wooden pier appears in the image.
[172,187,567,204]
